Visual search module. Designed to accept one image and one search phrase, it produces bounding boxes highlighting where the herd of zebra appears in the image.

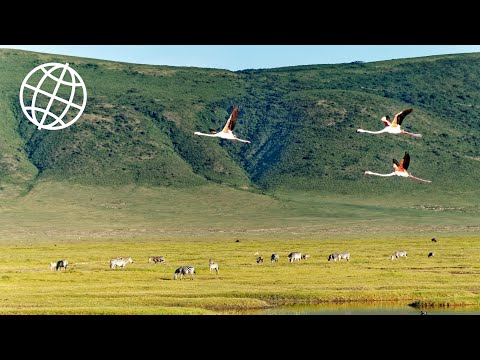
[256,252,311,263]
[170,260,219,280]
[48,255,217,280]
[257,251,348,264]
[50,239,437,278]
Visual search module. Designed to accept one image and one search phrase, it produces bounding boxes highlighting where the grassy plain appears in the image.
[0,182,478,314]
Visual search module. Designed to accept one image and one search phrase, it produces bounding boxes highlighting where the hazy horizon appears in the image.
[1,45,479,71]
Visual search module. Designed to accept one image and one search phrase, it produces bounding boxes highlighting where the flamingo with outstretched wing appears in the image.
[364,151,431,183]
[194,106,250,143]
[357,109,422,138]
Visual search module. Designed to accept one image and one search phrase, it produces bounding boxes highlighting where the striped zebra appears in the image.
[148,256,165,264]
[209,261,219,274]
[110,257,133,269]
[256,256,264,264]
[338,253,350,261]
[271,253,279,263]
[50,261,57,271]
[288,252,302,263]
[301,254,311,260]
[174,266,195,280]
[56,260,68,271]
[328,253,339,262]
[390,251,407,260]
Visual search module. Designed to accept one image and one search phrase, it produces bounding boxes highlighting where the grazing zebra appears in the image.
[50,261,57,271]
[256,256,264,264]
[148,256,165,264]
[428,252,435,258]
[288,252,302,263]
[328,253,339,262]
[391,251,407,260]
[271,253,279,263]
[56,260,68,271]
[174,266,195,280]
[301,254,311,260]
[338,253,350,261]
[110,257,133,269]
[209,262,219,274]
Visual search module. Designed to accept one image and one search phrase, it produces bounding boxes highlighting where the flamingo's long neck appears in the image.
[364,171,396,177]
[357,128,387,134]
[194,132,219,138]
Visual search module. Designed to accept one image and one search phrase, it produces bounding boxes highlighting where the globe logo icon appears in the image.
[19,62,87,130]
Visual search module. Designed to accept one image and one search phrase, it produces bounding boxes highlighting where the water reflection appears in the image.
[226,302,480,315]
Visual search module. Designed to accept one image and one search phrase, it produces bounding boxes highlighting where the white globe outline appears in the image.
[19,62,87,130]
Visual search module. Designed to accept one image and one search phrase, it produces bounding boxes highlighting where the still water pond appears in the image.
[229,302,480,315]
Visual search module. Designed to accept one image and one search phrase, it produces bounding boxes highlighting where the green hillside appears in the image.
[0,49,478,240]
[1,50,479,194]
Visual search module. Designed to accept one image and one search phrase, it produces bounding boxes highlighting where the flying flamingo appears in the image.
[356,108,422,138]
[364,151,432,183]
[194,106,251,143]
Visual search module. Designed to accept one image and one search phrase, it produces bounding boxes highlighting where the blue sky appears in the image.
[1,45,479,71]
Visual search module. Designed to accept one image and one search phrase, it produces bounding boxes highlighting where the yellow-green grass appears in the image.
[0,235,479,314]
[0,182,478,314]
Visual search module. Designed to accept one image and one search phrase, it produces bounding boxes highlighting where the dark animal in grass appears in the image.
[428,252,435,258]
[148,256,165,264]
[431,238,437,242]
[56,259,68,271]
